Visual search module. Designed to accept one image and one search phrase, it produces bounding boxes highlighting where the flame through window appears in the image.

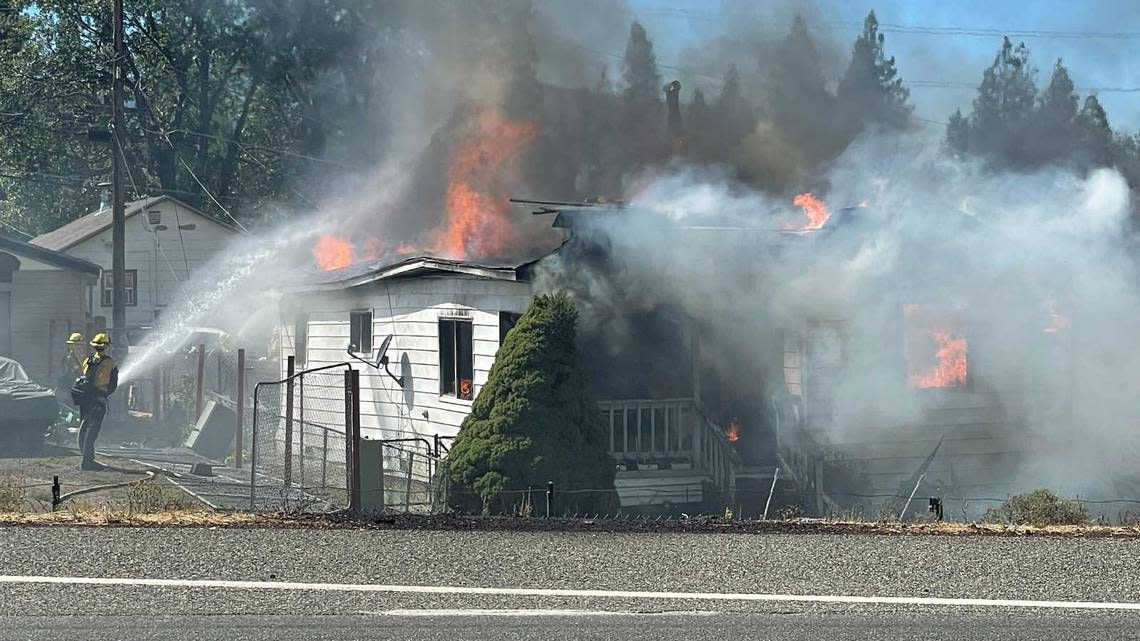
[903,304,968,389]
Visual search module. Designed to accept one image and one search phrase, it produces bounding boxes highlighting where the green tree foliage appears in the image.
[0,0,390,235]
[685,88,716,163]
[714,65,757,151]
[1024,59,1079,164]
[1076,94,1112,167]
[619,21,665,172]
[445,293,617,515]
[947,37,1037,162]
[765,15,843,167]
[983,489,1087,526]
[944,108,970,156]
[837,10,911,131]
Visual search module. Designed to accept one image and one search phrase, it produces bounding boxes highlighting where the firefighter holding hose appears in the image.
[72,333,118,471]
[59,332,88,395]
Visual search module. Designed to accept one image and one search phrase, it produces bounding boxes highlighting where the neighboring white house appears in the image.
[30,196,243,339]
[278,254,739,511]
[0,233,100,386]
[282,257,534,443]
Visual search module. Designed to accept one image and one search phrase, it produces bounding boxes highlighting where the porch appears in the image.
[599,397,738,507]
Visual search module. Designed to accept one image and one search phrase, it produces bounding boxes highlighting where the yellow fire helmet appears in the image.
[66,332,84,344]
[89,332,111,348]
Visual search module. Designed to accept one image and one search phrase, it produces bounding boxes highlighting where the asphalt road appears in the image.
[1,526,1139,639]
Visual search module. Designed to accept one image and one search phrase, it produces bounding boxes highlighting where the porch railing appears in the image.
[598,397,737,490]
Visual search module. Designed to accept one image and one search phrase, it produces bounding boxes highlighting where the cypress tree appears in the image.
[445,293,618,515]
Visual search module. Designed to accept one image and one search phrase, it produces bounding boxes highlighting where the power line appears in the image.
[638,7,1140,40]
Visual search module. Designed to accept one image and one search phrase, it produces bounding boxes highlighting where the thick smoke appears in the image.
[536,130,1140,502]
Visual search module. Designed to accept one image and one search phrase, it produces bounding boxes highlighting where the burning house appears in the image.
[265,63,1137,517]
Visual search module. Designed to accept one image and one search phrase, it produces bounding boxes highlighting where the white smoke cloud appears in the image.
[539,128,1140,506]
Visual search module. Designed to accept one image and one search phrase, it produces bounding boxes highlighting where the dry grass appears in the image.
[0,511,1138,537]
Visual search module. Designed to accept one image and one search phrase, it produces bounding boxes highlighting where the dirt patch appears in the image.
[0,445,186,512]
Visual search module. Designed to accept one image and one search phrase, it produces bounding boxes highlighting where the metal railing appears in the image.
[599,398,738,491]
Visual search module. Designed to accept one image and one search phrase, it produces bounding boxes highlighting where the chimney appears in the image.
[664,80,684,151]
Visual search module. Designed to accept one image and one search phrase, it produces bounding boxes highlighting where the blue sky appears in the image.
[624,0,1140,131]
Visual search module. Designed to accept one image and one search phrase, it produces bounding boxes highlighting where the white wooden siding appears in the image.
[62,200,239,329]
[281,275,533,442]
[8,268,89,385]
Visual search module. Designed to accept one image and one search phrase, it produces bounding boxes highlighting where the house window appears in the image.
[100,270,137,307]
[294,313,309,365]
[439,318,474,400]
[499,311,522,344]
[349,310,372,355]
[903,304,968,389]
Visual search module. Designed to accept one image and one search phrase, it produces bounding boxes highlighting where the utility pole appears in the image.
[110,0,127,358]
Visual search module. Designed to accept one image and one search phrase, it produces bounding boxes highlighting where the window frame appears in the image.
[499,311,522,345]
[349,309,373,356]
[439,317,475,400]
[100,269,137,307]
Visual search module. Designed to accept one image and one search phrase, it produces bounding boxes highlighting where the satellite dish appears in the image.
[375,335,393,367]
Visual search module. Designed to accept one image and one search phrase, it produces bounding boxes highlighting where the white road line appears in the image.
[360,609,716,617]
[1,575,1138,611]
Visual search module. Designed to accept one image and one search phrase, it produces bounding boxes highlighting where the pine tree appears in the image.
[837,10,911,130]
[1025,59,1079,165]
[766,15,841,164]
[686,88,717,163]
[444,293,618,515]
[622,21,662,106]
[945,108,970,154]
[969,37,1037,160]
[1076,94,1112,167]
[619,21,666,172]
[715,64,757,149]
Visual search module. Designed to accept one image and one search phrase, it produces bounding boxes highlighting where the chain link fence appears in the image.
[249,364,352,513]
[371,440,449,514]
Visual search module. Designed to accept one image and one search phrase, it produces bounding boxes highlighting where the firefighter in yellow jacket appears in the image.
[76,333,118,471]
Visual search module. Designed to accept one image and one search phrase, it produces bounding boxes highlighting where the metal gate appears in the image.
[249,363,356,512]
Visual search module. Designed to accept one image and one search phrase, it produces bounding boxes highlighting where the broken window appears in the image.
[499,311,522,344]
[903,304,968,389]
[349,310,372,355]
[439,318,474,400]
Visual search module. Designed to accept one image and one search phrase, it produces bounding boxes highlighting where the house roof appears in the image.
[30,195,241,252]
[291,255,536,292]
[0,233,101,275]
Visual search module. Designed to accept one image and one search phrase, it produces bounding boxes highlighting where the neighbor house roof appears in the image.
[30,195,241,252]
[291,255,543,293]
[0,233,101,275]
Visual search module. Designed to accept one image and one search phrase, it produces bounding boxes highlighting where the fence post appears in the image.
[249,384,259,509]
[195,343,206,421]
[344,369,353,505]
[235,348,245,468]
[152,364,163,426]
[546,481,554,518]
[350,368,362,513]
[284,355,295,488]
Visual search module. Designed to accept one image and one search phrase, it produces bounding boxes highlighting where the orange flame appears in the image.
[792,192,831,230]
[909,331,968,388]
[314,235,354,271]
[904,305,968,389]
[437,111,537,259]
[725,419,741,443]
